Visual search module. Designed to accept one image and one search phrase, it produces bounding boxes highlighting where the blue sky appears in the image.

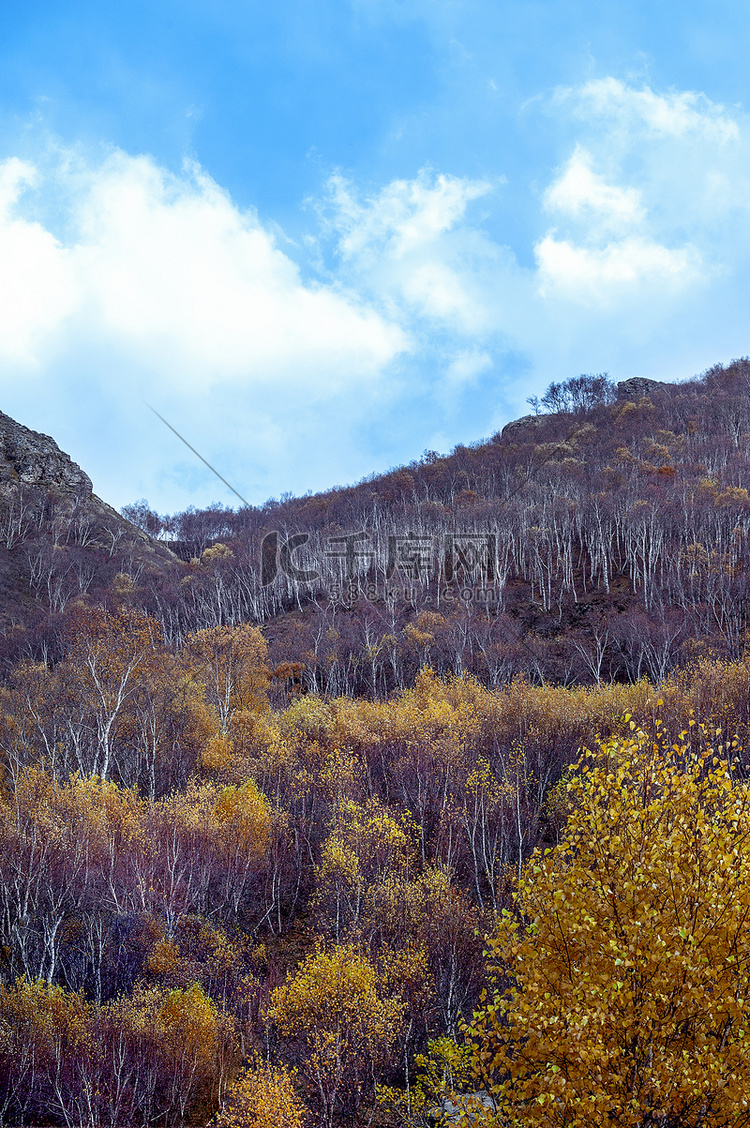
[1,0,749,511]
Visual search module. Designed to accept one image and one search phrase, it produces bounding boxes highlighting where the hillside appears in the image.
[4,363,750,1127]
[0,410,175,663]
[116,359,750,696]
[2,361,750,691]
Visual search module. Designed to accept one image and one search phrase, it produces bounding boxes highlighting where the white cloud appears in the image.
[532,81,738,305]
[443,349,492,387]
[558,77,740,143]
[318,169,496,332]
[329,169,490,259]
[0,157,79,363]
[0,157,36,212]
[0,151,407,389]
[535,234,700,304]
[0,149,423,509]
[77,155,408,389]
[543,146,643,232]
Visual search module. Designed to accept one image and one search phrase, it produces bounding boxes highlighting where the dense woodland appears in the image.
[4,363,750,1125]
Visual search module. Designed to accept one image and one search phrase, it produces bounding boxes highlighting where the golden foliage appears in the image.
[378,1034,475,1127]
[214,1058,307,1128]
[465,725,750,1126]
[268,943,406,1127]
[184,624,271,730]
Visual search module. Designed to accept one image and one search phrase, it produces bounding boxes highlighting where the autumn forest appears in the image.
[4,363,750,1125]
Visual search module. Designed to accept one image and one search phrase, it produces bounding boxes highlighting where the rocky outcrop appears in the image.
[0,410,175,563]
[0,411,93,493]
[500,413,556,439]
[616,377,667,400]
[499,377,670,438]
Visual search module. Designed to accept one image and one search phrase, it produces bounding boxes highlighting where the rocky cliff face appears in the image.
[0,412,93,494]
[0,410,174,563]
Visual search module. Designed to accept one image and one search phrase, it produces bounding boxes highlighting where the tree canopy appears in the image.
[466,722,750,1127]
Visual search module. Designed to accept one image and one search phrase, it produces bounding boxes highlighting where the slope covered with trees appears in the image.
[2,361,750,1125]
[3,360,750,695]
[117,360,750,695]
[2,606,750,1124]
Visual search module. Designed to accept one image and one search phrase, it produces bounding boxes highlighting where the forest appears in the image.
[3,362,750,1125]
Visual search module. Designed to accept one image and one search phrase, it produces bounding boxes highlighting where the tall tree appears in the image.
[465,723,750,1127]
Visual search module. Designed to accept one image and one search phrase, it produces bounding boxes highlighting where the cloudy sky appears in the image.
[1,1,749,511]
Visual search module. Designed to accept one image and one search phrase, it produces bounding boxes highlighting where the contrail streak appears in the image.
[147,405,251,508]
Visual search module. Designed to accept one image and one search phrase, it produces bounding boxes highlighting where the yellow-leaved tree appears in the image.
[213,1058,308,1128]
[267,943,406,1128]
[465,721,750,1127]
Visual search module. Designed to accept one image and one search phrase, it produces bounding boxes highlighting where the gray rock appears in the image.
[616,377,666,400]
[0,410,175,563]
[0,411,93,493]
[427,1090,495,1124]
[500,413,552,438]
